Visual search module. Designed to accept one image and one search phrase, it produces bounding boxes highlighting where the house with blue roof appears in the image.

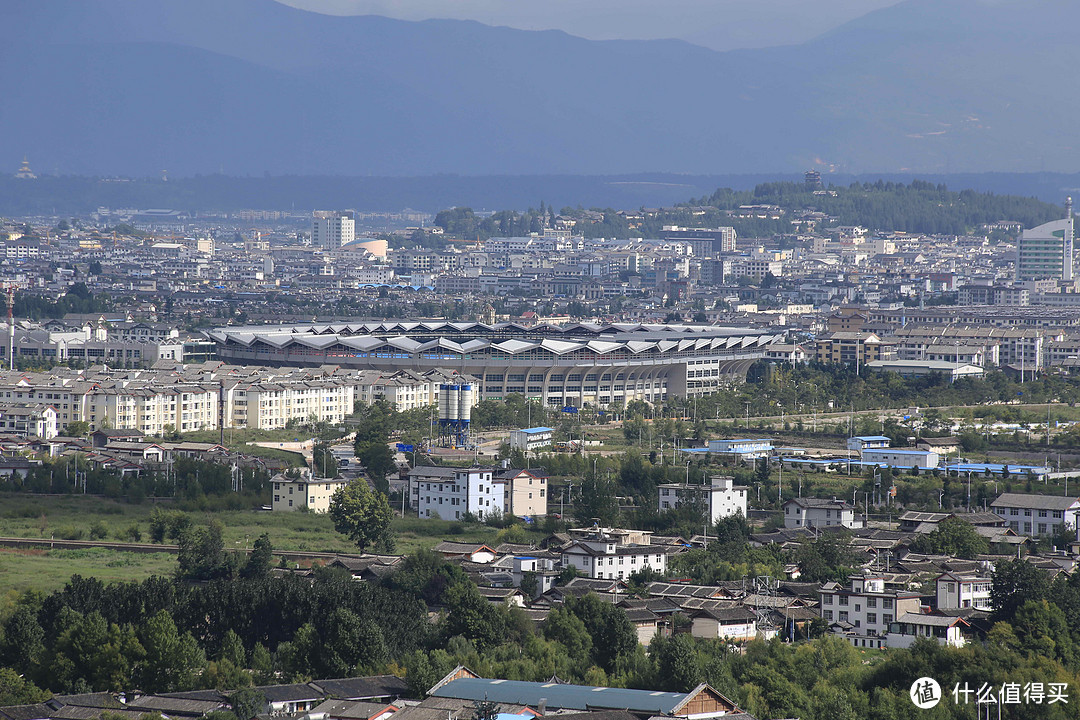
[846,435,891,452]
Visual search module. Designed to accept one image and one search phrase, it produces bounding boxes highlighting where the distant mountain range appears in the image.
[2,0,1078,177]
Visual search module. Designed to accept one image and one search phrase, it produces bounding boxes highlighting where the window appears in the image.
[867,613,877,624]
[823,595,833,605]
[824,610,833,620]
[839,611,848,622]
[882,598,893,609]
[883,614,893,625]
[839,596,849,606]
[867,597,877,608]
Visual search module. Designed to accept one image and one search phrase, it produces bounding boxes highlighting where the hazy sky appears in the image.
[277,0,903,51]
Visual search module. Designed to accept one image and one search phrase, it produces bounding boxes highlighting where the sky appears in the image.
[276,0,904,51]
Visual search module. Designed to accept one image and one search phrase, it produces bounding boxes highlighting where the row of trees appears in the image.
[6,544,1080,719]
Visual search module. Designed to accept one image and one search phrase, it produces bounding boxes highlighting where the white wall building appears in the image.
[783,497,861,529]
[311,211,355,250]
[820,573,922,649]
[861,448,939,469]
[990,492,1080,537]
[409,465,499,520]
[509,427,554,453]
[657,475,748,525]
[560,535,668,581]
[935,572,992,611]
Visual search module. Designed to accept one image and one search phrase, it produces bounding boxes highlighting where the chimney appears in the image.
[537,699,547,716]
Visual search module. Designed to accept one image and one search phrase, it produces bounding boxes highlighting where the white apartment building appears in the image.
[272,474,349,513]
[311,211,355,250]
[935,572,992,611]
[232,379,355,430]
[560,533,668,581]
[409,466,499,520]
[657,476,748,525]
[0,402,57,439]
[990,492,1080,537]
[782,497,862,529]
[820,573,922,649]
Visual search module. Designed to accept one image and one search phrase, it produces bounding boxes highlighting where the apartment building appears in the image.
[990,492,1080,537]
[0,402,57,439]
[560,532,668,580]
[820,573,922,649]
[272,474,349,513]
[311,211,355,250]
[409,466,499,520]
[813,332,895,366]
[935,572,992,611]
[783,498,861,529]
[494,468,548,517]
[233,379,354,430]
[657,475,748,525]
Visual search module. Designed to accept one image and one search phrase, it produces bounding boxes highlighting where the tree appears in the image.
[177,521,230,581]
[651,633,701,691]
[240,533,273,579]
[63,421,90,437]
[229,689,267,720]
[357,442,395,494]
[578,473,619,526]
[991,558,1051,622]
[910,517,987,559]
[0,667,49,705]
[329,481,394,552]
[138,610,206,692]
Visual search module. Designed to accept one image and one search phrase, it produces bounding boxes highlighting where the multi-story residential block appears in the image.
[782,497,861,529]
[494,468,548,517]
[0,402,57,439]
[657,475,748,525]
[813,331,895,366]
[271,474,349,513]
[990,492,1080,537]
[935,572,992,611]
[311,211,355,250]
[820,573,922,649]
[560,530,668,581]
[409,466,499,520]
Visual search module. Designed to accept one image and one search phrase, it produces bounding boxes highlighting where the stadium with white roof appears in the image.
[207,322,780,407]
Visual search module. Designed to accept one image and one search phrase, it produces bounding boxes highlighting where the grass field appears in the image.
[0,547,176,595]
[0,494,550,596]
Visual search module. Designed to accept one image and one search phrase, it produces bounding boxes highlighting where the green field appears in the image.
[0,495,549,595]
[0,547,177,596]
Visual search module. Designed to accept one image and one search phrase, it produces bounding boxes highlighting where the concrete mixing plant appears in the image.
[438,383,472,447]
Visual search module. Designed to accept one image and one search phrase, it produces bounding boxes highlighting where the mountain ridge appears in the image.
[2,0,1078,177]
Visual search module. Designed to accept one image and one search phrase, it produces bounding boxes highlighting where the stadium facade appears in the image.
[207,322,781,407]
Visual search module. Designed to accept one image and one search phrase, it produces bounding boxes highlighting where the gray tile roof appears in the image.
[990,493,1080,511]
